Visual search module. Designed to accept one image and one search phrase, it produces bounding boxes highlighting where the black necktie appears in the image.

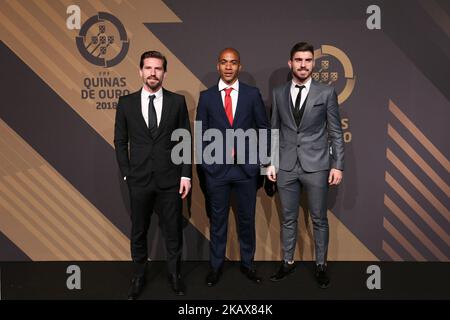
[148,94,157,135]
[294,85,305,126]
[294,85,305,111]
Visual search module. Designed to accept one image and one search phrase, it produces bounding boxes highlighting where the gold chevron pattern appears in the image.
[0,0,377,261]
[0,119,129,260]
[383,100,450,261]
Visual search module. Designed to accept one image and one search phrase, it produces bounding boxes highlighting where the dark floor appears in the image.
[0,261,449,300]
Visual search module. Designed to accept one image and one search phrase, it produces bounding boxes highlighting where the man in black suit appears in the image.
[114,51,191,299]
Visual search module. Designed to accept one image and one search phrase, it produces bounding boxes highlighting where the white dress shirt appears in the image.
[218,79,239,117]
[290,77,312,109]
[141,86,163,127]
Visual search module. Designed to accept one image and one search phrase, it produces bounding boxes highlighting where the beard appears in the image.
[292,68,312,82]
[145,76,162,90]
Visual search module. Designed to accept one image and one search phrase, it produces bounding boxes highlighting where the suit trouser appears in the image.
[206,166,258,270]
[277,162,329,265]
[128,178,182,275]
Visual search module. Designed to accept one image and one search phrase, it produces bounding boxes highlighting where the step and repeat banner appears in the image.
[0,0,448,262]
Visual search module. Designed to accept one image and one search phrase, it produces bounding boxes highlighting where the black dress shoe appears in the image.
[315,264,330,289]
[240,265,262,284]
[169,273,186,296]
[127,275,146,300]
[270,261,296,282]
[206,269,222,287]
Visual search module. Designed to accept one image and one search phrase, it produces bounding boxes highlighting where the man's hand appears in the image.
[264,177,277,197]
[179,179,191,199]
[328,168,343,185]
[267,165,277,182]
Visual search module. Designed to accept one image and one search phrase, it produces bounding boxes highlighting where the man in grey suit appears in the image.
[267,42,344,288]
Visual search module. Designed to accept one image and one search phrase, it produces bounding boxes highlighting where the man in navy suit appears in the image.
[196,48,270,286]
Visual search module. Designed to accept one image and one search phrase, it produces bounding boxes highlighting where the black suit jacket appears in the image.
[114,88,192,188]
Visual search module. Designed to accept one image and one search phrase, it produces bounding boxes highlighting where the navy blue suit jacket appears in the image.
[196,81,270,179]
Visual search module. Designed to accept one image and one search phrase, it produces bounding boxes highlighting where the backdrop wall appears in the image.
[0,0,448,262]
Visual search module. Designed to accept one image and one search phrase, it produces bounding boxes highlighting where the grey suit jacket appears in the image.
[271,80,344,172]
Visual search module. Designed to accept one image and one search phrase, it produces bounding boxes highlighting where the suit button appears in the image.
[297,131,300,134]
[297,145,300,147]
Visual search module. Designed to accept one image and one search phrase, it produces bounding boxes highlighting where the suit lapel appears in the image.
[233,84,245,127]
[154,88,172,139]
[298,81,320,129]
[213,86,233,128]
[133,90,149,132]
[282,82,297,130]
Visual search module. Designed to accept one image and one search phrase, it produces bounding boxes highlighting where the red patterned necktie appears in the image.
[224,87,235,160]
[224,87,233,125]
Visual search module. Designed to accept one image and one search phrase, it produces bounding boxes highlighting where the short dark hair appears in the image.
[290,42,314,60]
[139,51,167,71]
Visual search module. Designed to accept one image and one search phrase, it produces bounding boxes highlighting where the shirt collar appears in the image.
[291,77,312,92]
[141,86,163,100]
[218,79,239,92]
